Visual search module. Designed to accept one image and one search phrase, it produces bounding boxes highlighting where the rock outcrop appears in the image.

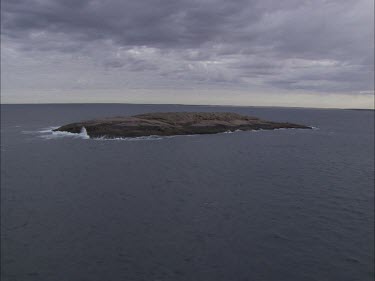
[54,112,311,138]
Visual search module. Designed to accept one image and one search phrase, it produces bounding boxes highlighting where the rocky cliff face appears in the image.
[54,112,311,138]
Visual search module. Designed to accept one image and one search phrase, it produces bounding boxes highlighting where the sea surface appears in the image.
[1,104,374,281]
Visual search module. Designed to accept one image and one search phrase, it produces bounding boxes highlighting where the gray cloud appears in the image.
[1,0,374,102]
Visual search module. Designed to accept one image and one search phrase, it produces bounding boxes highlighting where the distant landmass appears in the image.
[54,112,312,138]
[346,108,375,111]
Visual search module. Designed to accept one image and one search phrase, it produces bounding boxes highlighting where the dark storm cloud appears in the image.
[1,0,374,93]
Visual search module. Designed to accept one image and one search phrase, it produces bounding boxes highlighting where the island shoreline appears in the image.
[54,112,312,139]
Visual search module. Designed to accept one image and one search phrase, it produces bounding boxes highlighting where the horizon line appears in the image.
[1,101,374,111]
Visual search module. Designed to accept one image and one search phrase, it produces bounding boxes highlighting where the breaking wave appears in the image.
[93,135,164,141]
[29,126,162,141]
[29,126,90,140]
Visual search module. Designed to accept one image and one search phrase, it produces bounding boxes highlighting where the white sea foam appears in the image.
[222,129,245,134]
[38,127,59,134]
[79,127,90,139]
[22,127,58,134]
[30,126,162,141]
[35,126,90,140]
[93,135,163,141]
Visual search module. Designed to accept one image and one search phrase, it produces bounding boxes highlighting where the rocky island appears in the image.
[54,112,312,138]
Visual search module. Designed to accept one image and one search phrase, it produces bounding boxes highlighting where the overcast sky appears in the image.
[1,0,374,108]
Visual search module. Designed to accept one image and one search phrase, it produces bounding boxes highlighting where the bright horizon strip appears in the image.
[1,89,374,109]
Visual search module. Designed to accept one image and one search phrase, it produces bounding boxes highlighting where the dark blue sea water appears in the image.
[1,104,374,281]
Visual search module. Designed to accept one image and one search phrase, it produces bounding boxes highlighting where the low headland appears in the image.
[54,112,312,138]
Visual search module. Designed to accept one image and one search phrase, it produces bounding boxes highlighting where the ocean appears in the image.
[1,104,374,281]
